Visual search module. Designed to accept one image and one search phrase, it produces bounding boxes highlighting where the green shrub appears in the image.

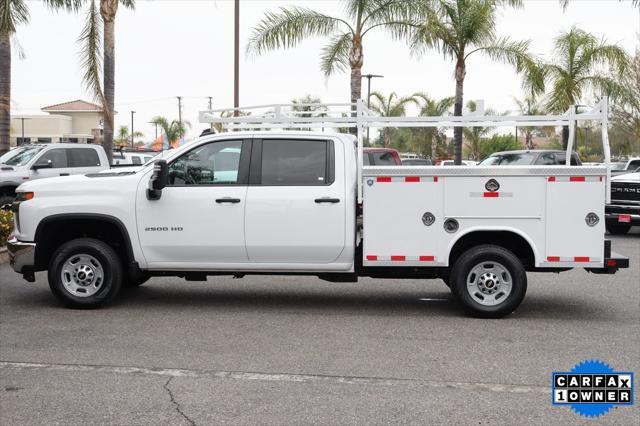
[0,210,13,247]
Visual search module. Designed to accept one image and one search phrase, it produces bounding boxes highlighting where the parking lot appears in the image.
[0,231,638,425]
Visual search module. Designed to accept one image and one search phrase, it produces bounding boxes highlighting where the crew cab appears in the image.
[6,100,629,318]
[0,143,109,205]
[606,171,640,234]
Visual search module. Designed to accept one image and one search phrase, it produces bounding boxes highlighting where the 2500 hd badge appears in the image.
[144,227,183,232]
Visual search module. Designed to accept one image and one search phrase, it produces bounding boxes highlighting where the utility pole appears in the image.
[130,111,136,149]
[177,96,183,138]
[234,0,240,117]
[208,97,214,130]
[150,121,158,140]
[18,117,31,145]
[361,74,383,144]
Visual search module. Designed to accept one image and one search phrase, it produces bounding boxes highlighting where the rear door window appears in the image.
[69,148,100,167]
[371,151,396,165]
[260,139,331,185]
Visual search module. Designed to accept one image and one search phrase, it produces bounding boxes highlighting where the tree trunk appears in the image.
[453,59,466,165]
[430,130,437,161]
[349,35,363,136]
[561,126,569,150]
[0,33,11,156]
[101,0,118,165]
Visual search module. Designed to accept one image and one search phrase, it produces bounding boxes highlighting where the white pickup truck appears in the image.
[0,143,110,205]
[6,100,628,317]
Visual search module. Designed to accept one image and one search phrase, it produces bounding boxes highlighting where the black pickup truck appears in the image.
[606,171,640,234]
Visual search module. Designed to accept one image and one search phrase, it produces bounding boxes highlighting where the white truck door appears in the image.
[245,138,346,263]
[136,139,250,267]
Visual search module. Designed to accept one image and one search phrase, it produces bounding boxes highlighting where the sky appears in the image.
[11,0,640,140]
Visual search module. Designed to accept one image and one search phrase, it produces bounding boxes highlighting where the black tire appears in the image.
[48,238,123,308]
[606,221,631,235]
[450,245,527,318]
[0,194,14,208]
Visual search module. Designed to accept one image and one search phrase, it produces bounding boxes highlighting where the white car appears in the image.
[112,151,157,166]
[439,160,477,166]
[0,143,109,205]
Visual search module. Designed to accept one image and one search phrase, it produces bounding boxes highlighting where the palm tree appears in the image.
[413,93,455,160]
[410,0,541,165]
[151,116,190,149]
[462,101,494,160]
[0,1,83,155]
[115,125,143,147]
[77,0,135,163]
[542,27,629,148]
[247,1,420,108]
[611,45,640,155]
[368,91,417,148]
[513,95,549,149]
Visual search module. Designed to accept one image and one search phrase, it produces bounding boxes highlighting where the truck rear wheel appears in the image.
[606,221,631,235]
[48,238,123,308]
[450,245,527,318]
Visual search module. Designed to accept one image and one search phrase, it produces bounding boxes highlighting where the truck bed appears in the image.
[362,165,607,268]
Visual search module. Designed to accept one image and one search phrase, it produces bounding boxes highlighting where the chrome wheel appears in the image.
[60,254,104,297]
[466,261,512,306]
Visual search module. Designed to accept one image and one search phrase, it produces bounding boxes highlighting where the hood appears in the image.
[611,172,640,182]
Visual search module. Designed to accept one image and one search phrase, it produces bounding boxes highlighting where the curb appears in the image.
[0,247,8,264]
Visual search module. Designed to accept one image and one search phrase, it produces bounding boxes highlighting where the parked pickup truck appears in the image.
[605,171,640,234]
[0,143,109,205]
[6,100,629,318]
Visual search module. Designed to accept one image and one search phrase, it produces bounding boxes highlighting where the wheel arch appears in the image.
[34,213,136,271]
[447,227,539,268]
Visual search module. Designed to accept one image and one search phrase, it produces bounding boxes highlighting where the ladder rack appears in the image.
[199,98,611,203]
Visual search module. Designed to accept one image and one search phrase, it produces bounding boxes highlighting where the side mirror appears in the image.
[31,159,53,170]
[147,159,168,200]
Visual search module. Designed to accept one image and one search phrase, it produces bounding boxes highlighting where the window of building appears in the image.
[37,138,52,143]
[16,137,31,146]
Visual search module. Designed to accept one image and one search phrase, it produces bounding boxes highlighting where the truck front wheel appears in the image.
[450,245,527,318]
[48,238,123,308]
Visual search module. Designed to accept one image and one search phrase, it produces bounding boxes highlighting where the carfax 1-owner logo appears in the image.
[552,359,634,418]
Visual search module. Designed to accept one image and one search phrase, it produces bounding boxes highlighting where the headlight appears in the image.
[14,192,34,202]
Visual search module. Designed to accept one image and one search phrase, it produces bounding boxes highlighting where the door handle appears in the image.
[215,198,241,204]
[60,173,70,176]
[315,197,340,204]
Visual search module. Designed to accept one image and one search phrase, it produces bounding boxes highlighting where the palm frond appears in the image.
[0,0,29,35]
[42,0,85,13]
[247,6,350,56]
[320,32,352,76]
[119,0,136,9]
[78,0,105,109]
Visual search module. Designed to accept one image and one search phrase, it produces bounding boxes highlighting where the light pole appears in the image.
[18,117,31,145]
[176,96,183,139]
[361,74,383,144]
[150,121,158,140]
[234,0,240,117]
[130,111,136,149]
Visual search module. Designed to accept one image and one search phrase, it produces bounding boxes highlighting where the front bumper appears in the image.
[7,236,36,275]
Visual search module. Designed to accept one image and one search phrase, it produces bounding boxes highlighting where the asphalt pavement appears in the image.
[1,231,638,425]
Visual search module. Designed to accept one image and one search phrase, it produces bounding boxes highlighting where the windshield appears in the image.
[479,153,536,165]
[0,147,26,164]
[4,147,44,166]
[611,162,627,170]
